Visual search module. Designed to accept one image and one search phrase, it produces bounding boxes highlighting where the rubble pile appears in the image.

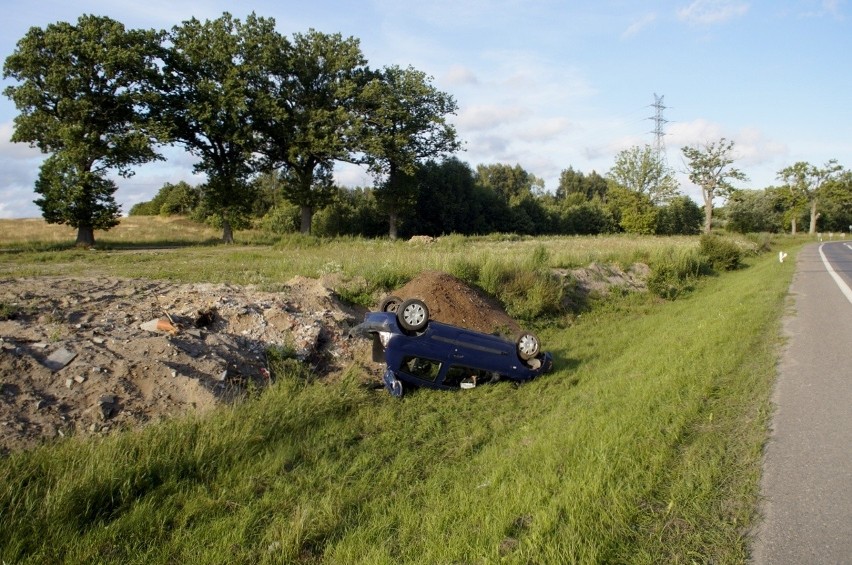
[0,276,364,454]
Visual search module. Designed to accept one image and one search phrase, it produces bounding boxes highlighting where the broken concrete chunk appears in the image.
[45,347,77,371]
[74,375,86,384]
[139,318,179,335]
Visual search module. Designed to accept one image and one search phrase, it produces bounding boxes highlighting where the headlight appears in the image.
[378,331,392,348]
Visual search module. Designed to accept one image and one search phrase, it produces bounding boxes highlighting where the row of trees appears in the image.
[132,158,706,238]
[4,13,459,244]
[726,167,852,234]
[5,13,848,243]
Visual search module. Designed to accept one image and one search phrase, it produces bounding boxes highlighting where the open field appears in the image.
[0,218,801,563]
[1,217,703,283]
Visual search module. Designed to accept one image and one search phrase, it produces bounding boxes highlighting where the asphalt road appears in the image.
[751,241,852,564]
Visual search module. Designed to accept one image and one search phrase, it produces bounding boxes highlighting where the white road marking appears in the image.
[819,243,852,305]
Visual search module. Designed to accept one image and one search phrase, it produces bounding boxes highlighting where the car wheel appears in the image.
[397,298,429,332]
[379,295,403,313]
[516,332,540,361]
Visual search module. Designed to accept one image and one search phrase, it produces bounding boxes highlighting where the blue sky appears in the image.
[1,0,849,218]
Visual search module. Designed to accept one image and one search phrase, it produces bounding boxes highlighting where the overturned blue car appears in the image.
[349,297,553,397]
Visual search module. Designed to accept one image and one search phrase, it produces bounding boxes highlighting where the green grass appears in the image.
[0,241,799,564]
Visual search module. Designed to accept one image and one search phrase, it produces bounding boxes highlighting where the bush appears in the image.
[501,269,563,320]
[475,256,563,320]
[699,234,743,271]
[259,204,300,234]
[648,249,710,300]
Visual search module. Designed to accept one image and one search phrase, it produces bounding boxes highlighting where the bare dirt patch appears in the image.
[0,271,524,454]
[0,276,365,454]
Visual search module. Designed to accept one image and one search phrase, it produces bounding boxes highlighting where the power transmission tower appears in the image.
[648,93,668,156]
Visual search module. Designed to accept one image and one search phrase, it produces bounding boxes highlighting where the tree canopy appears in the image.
[256,29,368,235]
[608,145,678,205]
[7,13,847,242]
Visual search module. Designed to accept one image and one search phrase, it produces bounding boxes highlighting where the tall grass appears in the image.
[0,248,799,564]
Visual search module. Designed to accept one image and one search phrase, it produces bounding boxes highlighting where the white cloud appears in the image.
[0,122,42,160]
[457,104,529,131]
[677,0,750,24]
[334,162,371,188]
[516,117,574,142]
[444,65,479,86]
[622,13,657,38]
[666,120,786,165]
[799,0,845,19]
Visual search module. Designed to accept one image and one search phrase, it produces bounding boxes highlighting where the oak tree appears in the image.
[158,13,279,242]
[3,15,163,245]
[359,65,460,239]
[258,30,368,234]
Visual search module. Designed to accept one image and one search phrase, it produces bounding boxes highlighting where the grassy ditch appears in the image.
[0,245,798,564]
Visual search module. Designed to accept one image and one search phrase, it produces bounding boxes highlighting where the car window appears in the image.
[401,356,441,382]
[444,365,495,388]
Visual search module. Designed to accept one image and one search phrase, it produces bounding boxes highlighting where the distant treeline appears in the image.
[130,161,708,237]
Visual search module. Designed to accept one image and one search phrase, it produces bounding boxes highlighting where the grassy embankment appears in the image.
[0,218,801,563]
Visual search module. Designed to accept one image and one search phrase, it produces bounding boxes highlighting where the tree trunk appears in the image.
[809,200,818,234]
[75,225,95,247]
[222,219,234,244]
[702,190,713,233]
[300,206,313,235]
[388,207,398,241]
[791,217,797,235]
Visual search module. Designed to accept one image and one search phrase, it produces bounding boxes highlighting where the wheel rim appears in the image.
[402,302,427,327]
[518,334,539,357]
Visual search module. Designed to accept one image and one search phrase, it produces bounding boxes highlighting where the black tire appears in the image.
[516,332,540,361]
[397,298,429,332]
[379,295,403,313]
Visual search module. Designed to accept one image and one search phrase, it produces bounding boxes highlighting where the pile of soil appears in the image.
[385,270,522,337]
[0,270,521,454]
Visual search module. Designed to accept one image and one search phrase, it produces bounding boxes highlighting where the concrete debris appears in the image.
[0,275,365,454]
[140,318,179,335]
[44,347,77,371]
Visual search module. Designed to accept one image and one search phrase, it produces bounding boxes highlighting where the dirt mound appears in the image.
[0,276,362,455]
[385,270,522,336]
